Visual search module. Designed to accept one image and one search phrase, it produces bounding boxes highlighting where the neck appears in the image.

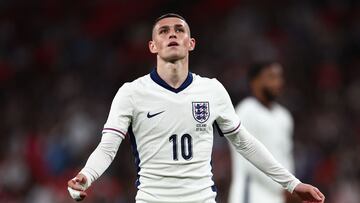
[156,56,189,89]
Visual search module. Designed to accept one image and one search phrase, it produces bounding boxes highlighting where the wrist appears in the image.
[78,170,92,189]
[288,179,302,193]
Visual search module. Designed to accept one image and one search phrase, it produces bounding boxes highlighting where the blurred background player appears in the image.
[228,62,296,203]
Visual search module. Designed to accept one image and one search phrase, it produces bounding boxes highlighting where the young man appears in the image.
[228,62,296,203]
[67,13,325,203]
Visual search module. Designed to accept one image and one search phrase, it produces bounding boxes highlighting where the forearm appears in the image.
[80,132,123,188]
[245,161,284,193]
[226,125,301,193]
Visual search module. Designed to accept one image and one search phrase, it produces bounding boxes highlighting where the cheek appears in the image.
[154,37,166,49]
[270,81,283,92]
[182,40,193,50]
[274,78,284,88]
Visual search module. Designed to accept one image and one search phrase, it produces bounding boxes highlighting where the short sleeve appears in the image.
[214,79,241,136]
[102,83,133,139]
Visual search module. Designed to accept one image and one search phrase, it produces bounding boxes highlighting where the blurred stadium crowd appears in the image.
[0,0,359,202]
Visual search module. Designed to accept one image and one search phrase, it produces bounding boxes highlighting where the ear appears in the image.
[189,38,196,51]
[149,40,158,54]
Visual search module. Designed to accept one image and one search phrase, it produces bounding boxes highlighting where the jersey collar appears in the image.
[150,69,193,93]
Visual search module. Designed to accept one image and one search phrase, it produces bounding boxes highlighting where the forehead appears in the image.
[154,17,188,30]
[261,63,283,77]
[268,63,283,73]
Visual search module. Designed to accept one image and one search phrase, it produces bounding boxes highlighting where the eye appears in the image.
[159,29,168,34]
[176,28,185,33]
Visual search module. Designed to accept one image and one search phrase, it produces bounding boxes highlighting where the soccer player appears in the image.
[228,62,296,203]
[67,13,325,203]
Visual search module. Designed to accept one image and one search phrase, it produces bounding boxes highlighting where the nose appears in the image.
[169,29,177,39]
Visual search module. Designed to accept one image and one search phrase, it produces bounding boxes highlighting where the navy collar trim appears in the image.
[150,69,193,93]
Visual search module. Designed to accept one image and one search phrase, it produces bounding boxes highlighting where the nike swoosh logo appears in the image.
[147,111,165,118]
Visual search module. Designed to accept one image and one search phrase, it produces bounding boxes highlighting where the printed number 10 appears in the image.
[169,134,193,160]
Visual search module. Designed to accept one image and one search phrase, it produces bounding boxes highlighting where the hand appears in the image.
[67,173,88,201]
[293,183,325,203]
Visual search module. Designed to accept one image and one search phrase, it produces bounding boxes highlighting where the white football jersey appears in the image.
[103,69,241,203]
[228,97,294,203]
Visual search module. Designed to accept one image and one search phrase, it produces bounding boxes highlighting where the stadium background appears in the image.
[0,0,359,202]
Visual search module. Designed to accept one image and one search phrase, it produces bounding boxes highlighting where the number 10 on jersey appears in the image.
[169,134,193,160]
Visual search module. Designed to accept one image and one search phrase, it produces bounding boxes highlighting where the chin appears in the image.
[263,89,278,102]
[163,54,185,62]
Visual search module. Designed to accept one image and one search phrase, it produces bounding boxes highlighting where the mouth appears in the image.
[167,42,179,47]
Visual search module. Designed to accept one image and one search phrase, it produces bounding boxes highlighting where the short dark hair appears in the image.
[152,13,187,30]
[248,61,277,81]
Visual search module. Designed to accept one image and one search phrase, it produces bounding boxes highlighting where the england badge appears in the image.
[192,102,210,123]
